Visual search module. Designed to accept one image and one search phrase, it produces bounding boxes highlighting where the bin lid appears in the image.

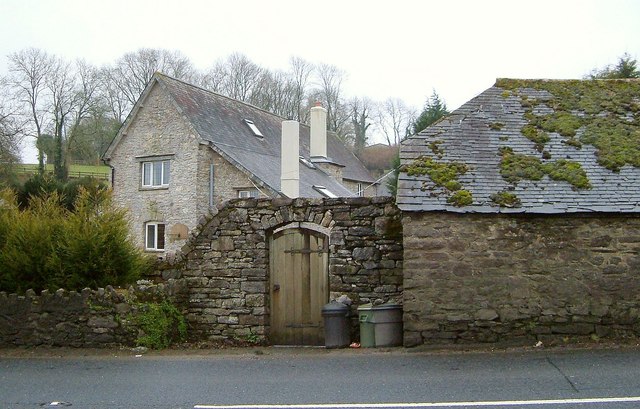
[357,303,374,311]
[322,301,349,315]
[372,303,402,311]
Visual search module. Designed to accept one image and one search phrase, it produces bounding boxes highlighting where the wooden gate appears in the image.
[269,228,329,345]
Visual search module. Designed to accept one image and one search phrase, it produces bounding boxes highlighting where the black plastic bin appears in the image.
[321,302,350,348]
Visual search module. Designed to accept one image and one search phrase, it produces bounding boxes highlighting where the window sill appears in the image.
[139,186,169,191]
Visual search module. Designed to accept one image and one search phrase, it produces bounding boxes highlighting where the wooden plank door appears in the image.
[269,228,328,345]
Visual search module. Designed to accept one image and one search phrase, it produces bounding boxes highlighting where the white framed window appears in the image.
[142,160,170,187]
[357,183,364,197]
[237,189,259,198]
[244,119,264,137]
[145,222,166,251]
[313,185,337,198]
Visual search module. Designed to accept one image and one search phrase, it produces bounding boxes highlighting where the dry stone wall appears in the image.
[0,281,187,347]
[158,196,403,343]
[403,212,640,347]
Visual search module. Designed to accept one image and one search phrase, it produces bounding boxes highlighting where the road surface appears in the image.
[1,346,640,408]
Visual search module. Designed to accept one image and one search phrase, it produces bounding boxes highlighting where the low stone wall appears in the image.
[158,196,403,343]
[403,212,640,346]
[0,281,187,347]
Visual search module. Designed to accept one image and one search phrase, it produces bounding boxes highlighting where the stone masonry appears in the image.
[403,212,640,346]
[108,83,267,256]
[157,196,403,343]
[0,197,401,348]
[0,281,187,347]
[108,84,202,255]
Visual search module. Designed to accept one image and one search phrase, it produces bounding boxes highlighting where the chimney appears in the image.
[281,120,300,198]
[310,103,327,159]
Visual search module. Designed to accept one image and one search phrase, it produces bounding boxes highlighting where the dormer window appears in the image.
[313,185,337,198]
[244,119,264,138]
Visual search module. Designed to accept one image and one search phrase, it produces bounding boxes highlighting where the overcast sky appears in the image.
[1,0,639,162]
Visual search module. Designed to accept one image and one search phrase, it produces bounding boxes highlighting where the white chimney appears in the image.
[281,120,300,198]
[310,103,327,159]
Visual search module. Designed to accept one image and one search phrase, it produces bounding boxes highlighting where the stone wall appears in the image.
[0,281,187,347]
[159,196,403,343]
[0,198,401,348]
[403,212,640,346]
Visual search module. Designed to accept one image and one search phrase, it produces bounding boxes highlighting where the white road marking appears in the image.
[194,396,640,409]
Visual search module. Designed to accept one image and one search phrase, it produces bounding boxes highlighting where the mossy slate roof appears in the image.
[397,78,640,213]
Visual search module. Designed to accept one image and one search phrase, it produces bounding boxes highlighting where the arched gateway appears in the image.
[269,224,329,345]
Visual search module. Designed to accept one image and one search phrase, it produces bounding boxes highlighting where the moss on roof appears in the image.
[496,78,640,172]
[498,148,591,189]
[490,191,521,208]
[404,156,469,192]
[402,156,473,205]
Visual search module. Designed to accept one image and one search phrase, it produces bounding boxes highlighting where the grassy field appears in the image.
[15,164,110,180]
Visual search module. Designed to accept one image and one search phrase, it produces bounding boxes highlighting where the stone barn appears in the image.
[397,78,640,346]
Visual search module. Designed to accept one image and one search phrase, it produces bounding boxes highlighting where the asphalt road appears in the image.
[2,347,640,409]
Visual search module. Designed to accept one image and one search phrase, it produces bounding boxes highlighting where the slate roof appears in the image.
[397,78,640,213]
[109,73,374,198]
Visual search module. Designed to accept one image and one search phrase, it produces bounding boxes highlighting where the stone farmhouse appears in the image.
[398,78,640,346]
[103,73,378,256]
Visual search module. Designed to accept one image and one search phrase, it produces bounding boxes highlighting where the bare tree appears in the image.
[250,70,296,118]
[376,98,415,146]
[0,86,22,167]
[99,67,129,123]
[6,48,54,172]
[47,56,79,180]
[64,60,102,166]
[202,55,315,122]
[350,97,373,155]
[315,63,350,141]
[289,56,314,122]
[7,49,107,177]
[222,53,264,102]
[107,48,197,108]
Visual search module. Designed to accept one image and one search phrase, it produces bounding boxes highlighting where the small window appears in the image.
[145,222,165,251]
[142,160,170,187]
[313,185,337,198]
[238,189,259,198]
[357,183,364,197]
[244,119,264,137]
